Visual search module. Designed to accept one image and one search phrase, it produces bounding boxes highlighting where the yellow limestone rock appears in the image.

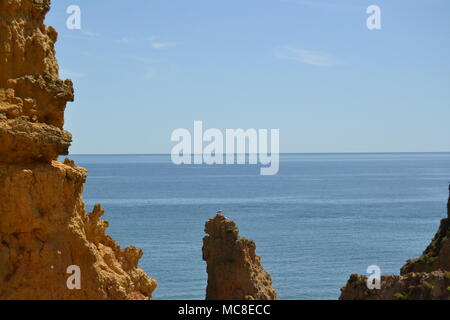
[340,191,450,300]
[0,0,157,299]
[202,213,278,300]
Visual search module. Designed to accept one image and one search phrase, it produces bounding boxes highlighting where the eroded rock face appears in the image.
[0,0,73,163]
[340,192,450,300]
[401,218,450,275]
[0,0,157,299]
[340,271,450,300]
[202,213,277,300]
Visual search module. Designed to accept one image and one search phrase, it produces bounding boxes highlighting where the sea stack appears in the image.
[202,213,278,300]
[340,188,450,300]
[0,0,156,299]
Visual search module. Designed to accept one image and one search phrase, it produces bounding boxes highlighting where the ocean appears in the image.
[67,153,450,300]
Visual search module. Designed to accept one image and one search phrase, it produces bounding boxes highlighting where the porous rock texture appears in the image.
[202,213,278,300]
[340,192,450,300]
[0,0,157,299]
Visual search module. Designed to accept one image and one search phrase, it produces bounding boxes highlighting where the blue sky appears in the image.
[46,0,450,154]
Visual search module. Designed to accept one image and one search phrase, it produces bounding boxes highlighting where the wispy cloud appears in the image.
[123,54,161,64]
[147,36,178,49]
[115,36,130,44]
[120,55,162,80]
[116,36,178,48]
[274,46,340,67]
[151,42,178,49]
[143,68,157,80]
[60,69,86,79]
[81,29,101,38]
[61,29,100,41]
[280,0,360,11]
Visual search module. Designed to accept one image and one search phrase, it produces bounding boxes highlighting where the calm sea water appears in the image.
[66,153,450,300]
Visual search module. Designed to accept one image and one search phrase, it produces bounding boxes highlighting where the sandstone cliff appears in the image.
[202,213,277,300]
[340,191,450,300]
[0,0,157,299]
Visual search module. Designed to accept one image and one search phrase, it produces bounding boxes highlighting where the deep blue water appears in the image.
[66,153,450,300]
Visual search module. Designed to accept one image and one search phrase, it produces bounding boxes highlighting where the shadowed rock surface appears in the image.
[340,191,450,300]
[202,213,278,300]
[0,0,157,299]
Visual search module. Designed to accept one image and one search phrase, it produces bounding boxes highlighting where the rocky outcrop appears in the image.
[340,190,450,300]
[0,0,73,163]
[202,213,277,300]
[340,271,450,300]
[401,218,450,275]
[0,0,157,299]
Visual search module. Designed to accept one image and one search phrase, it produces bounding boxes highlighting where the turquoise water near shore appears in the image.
[67,153,450,300]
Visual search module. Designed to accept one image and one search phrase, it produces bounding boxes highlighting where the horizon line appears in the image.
[66,151,450,156]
